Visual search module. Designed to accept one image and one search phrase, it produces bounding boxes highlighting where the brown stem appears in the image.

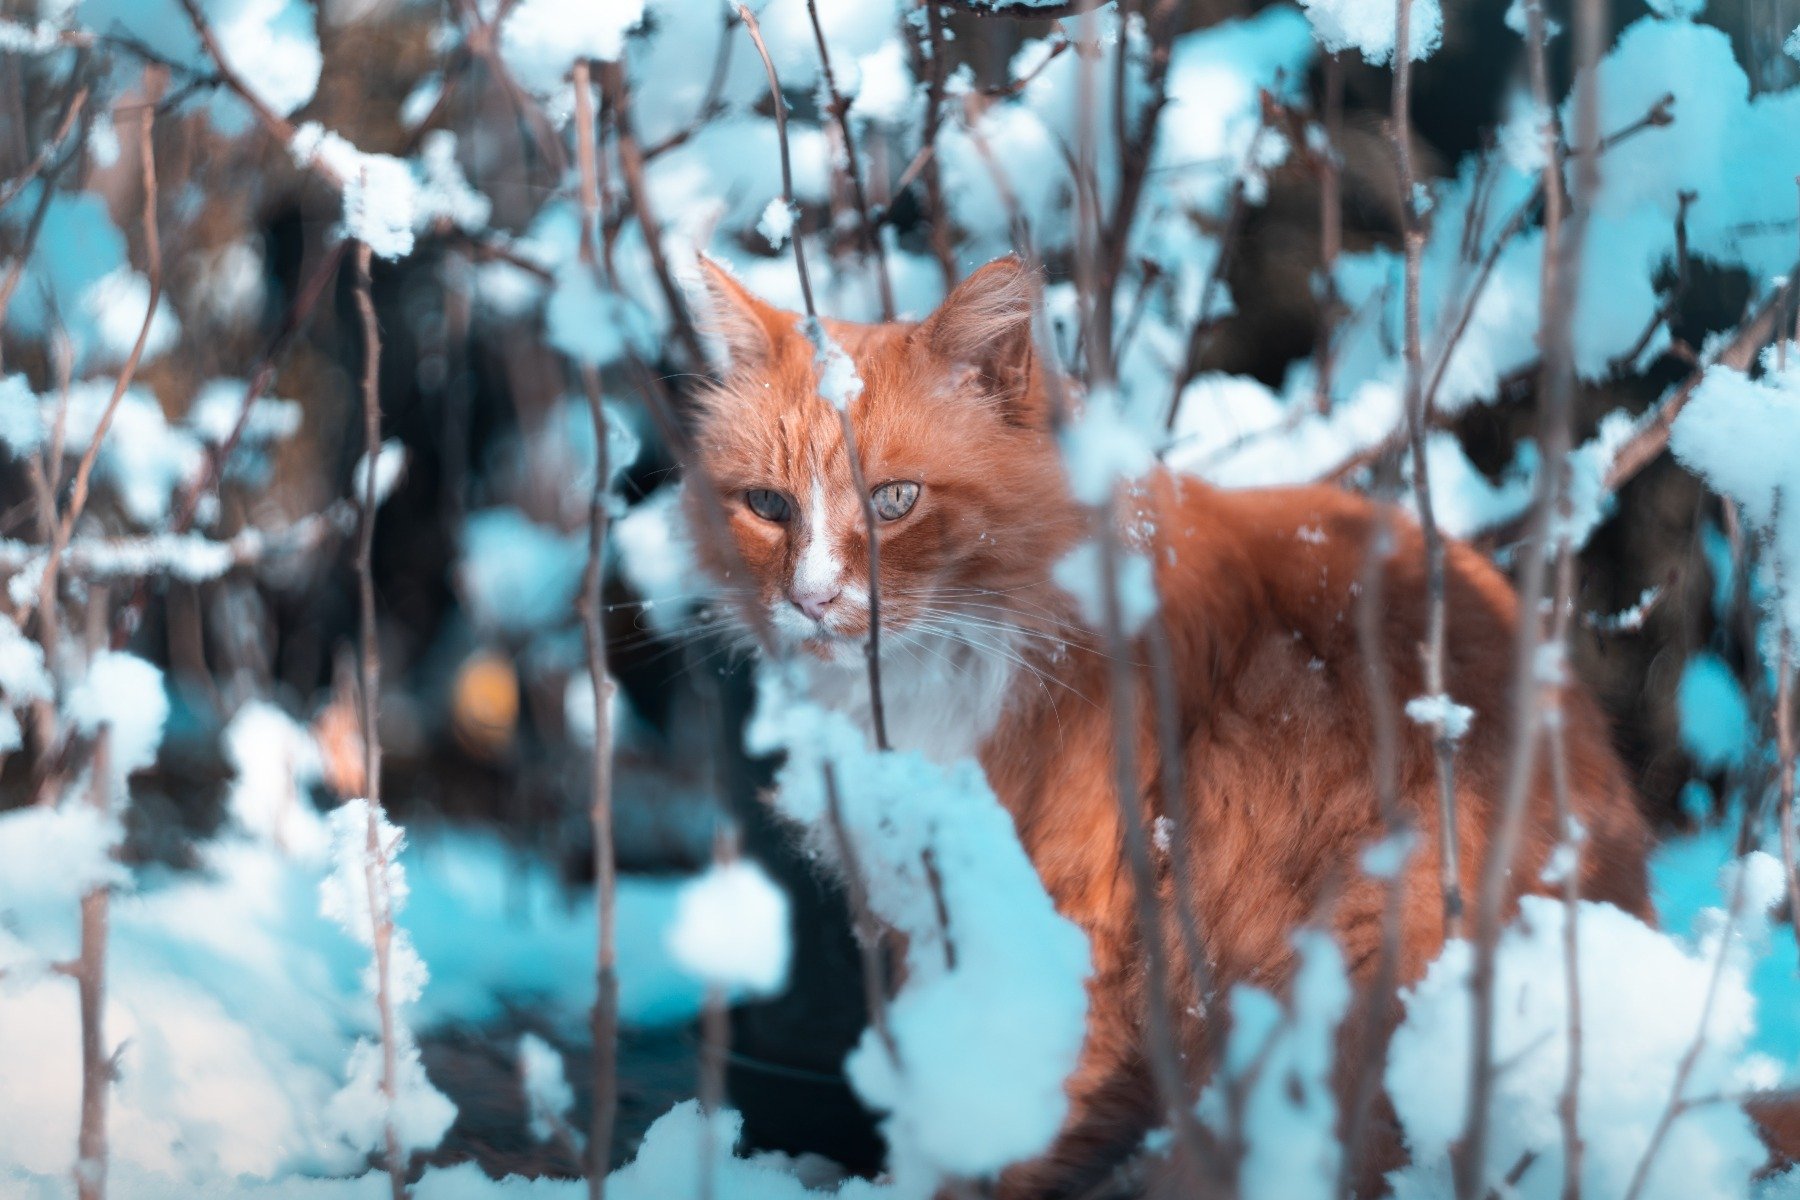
[1776,624,1800,968]
[571,66,621,1197]
[352,240,407,1200]
[1547,546,1584,1200]
[1313,54,1344,416]
[1094,512,1210,1188]
[1335,450,1408,1200]
[914,1,958,289]
[1458,0,1602,1192]
[1388,0,1464,943]
[1144,615,1217,1069]
[0,154,63,364]
[0,81,88,212]
[74,731,113,1200]
[803,0,895,318]
[738,4,890,751]
[35,69,166,649]
[1621,797,1764,1200]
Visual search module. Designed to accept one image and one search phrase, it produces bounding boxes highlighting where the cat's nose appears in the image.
[789,586,841,622]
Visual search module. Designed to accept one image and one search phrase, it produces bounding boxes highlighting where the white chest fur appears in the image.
[798,624,1021,764]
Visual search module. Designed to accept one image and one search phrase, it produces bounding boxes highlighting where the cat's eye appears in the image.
[746,488,792,522]
[871,481,920,521]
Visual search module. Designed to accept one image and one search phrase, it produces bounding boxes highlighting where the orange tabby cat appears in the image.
[686,255,1653,1196]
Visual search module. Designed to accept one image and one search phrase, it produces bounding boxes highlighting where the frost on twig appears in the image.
[318,800,455,1168]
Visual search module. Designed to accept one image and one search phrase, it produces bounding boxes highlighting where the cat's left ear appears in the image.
[692,254,791,373]
[918,255,1040,419]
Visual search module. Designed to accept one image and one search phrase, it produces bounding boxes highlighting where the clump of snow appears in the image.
[518,1033,575,1144]
[854,39,916,125]
[1060,393,1155,507]
[0,18,62,53]
[0,816,708,1191]
[75,0,321,133]
[0,615,52,755]
[80,266,181,364]
[457,507,587,637]
[1299,0,1442,64]
[499,0,646,96]
[0,376,44,455]
[546,267,656,368]
[1386,883,1779,1200]
[67,651,168,781]
[1405,692,1474,741]
[802,317,864,411]
[223,701,328,858]
[1670,343,1800,638]
[319,801,456,1158]
[51,382,203,525]
[613,486,707,635]
[1054,539,1158,637]
[667,859,792,996]
[757,199,795,250]
[603,1101,822,1200]
[748,673,1091,1187]
[352,439,407,507]
[0,803,125,916]
[411,131,492,235]
[290,124,419,258]
[186,379,302,446]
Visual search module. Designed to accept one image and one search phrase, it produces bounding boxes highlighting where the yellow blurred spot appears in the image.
[453,650,519,760]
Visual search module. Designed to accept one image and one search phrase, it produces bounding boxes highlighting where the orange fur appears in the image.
[687,256,1654,1196]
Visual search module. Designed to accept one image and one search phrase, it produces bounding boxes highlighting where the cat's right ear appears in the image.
[918,255,1041,422]
[693,255,787,373]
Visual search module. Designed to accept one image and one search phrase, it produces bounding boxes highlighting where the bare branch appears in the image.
[804,0,895,318]
[74,731,113,1200]
[0,80,88,212]
[351,239,408,1200]
[1458,0,1604,1190]
[33,67,166,661]
[1390,0,1464,941]
[738,4,891,750]
[572,64,620,1198]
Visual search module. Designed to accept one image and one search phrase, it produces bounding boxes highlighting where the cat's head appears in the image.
[685,256,1081,661]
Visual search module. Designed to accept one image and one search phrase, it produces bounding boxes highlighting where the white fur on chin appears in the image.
[791,615,1019,764]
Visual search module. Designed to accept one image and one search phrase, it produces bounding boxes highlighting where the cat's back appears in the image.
[1145,470,1652,925]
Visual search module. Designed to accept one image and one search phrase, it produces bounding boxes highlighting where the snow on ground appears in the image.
[0,815,707,1195]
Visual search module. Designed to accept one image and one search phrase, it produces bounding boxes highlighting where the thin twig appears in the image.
[0,81,88,212]
[1094,518,1210,1186]
[1335,448,1409,1200]
[738,4,890,750]
[74,731,112,1200]
[571,64,620,1199]
[596,62,708,370]
[1620,799,1764,1200]
[803,0,894,318]
[1388,7,1465,941]
[1547,548,1584,1200]
[1776,622,1800,966]
[1313,54,1345,415]
[352,239,407,1200]
[1458,0,1603,1190]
